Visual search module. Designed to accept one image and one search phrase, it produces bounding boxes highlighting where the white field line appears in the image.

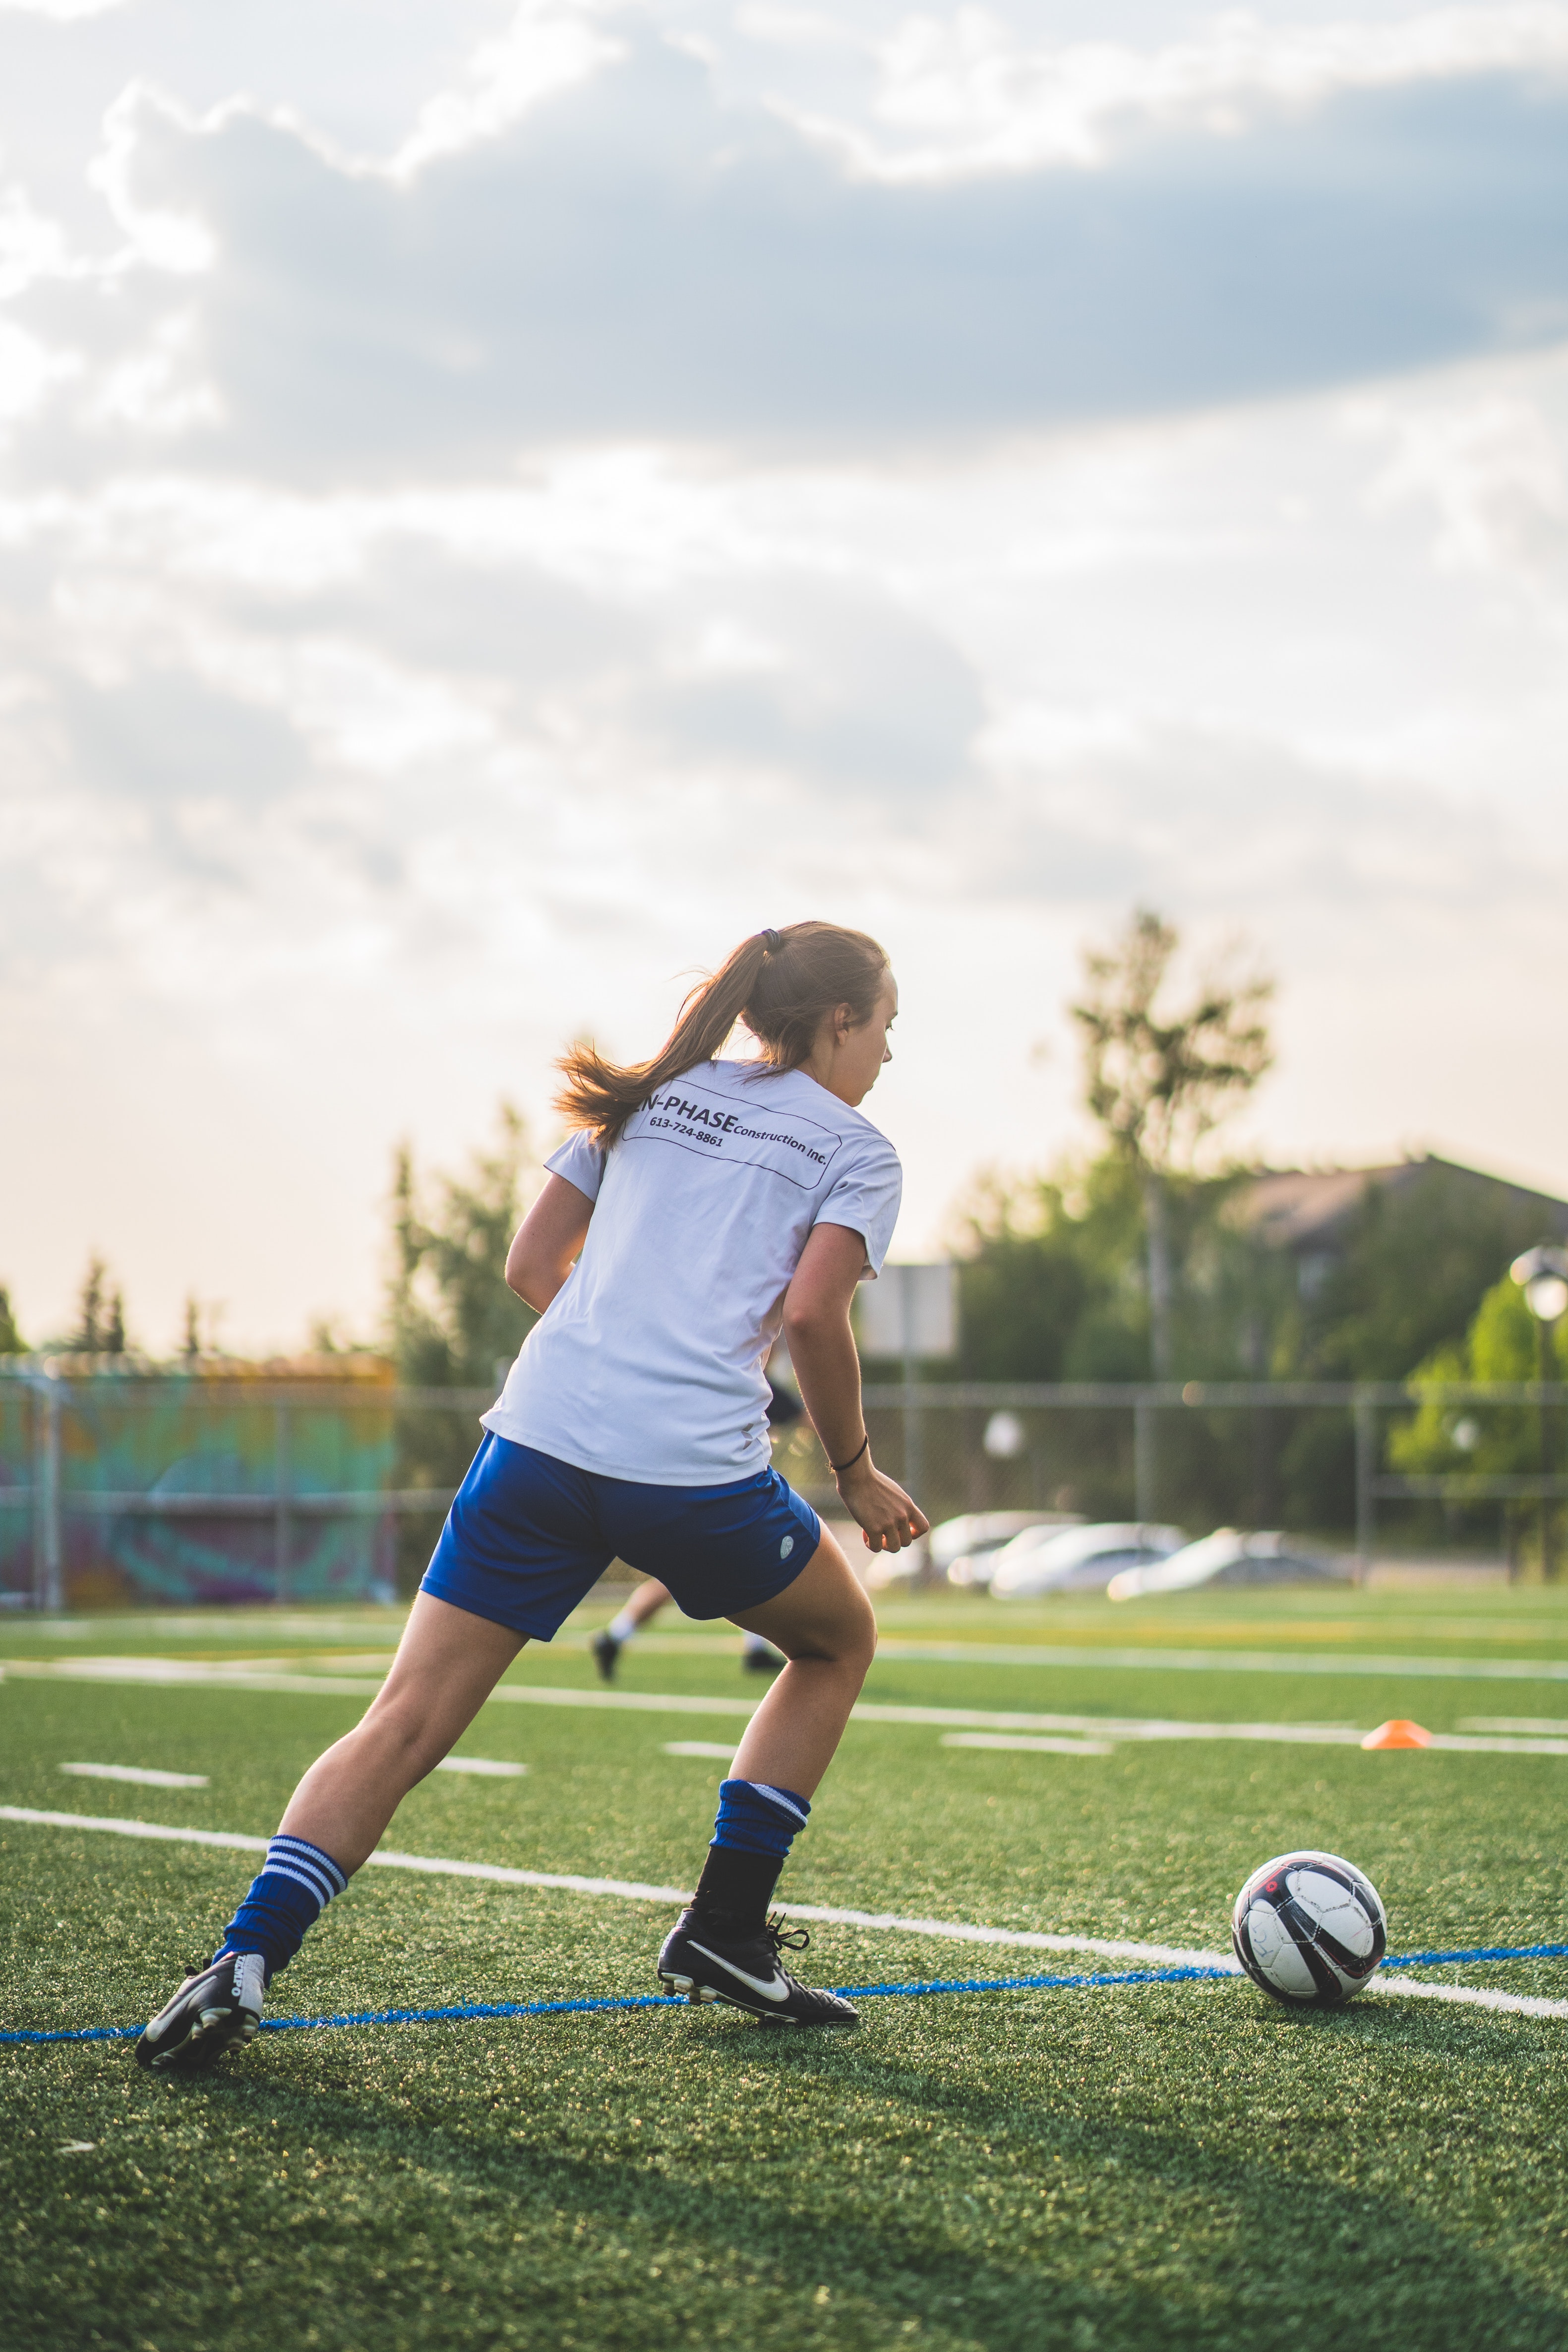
[870,1644,1568,1683]
[1,1807,270,1855]
[856,1701,1254,1737]
[1417,1733,1568,1754]
[3,1660,394,1697]
[434,1757,527,1777]
[60,1762,209,1788]
[586,1635,1568,1683]
[6,1804,1566,2018]
[941,1733,1114,1756]
[1369,1979,1568,2020]
[24,1610,1568,1677]
[0,1804,1234,1966]
[1461,1717,1568,1734]
[12,1657,1568,1753]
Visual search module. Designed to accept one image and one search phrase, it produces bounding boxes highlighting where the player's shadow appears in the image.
[621,1997,1568,2346]
[159,1996,1568,2352]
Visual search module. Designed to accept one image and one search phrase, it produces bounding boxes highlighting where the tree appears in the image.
[385,1102,543,1593]
[386,1102,540,1389]
[69,1256,126,1355]
[1290,1166,1554,1383]
[1390,1272,1568,1574]
[0,1286,24,1355]
[954,1159,1149,1385]
[1071,908,1273,1377]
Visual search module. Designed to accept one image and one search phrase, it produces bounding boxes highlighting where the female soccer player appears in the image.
[137,920,925,2069]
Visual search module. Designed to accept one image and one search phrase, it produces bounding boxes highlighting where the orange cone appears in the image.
[1361,1719,1433,1750]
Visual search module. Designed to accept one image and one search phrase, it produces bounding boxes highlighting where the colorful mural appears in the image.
[0,1359,398,1610]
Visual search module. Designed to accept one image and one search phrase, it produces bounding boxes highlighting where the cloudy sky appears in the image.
[3,0,1567,1353]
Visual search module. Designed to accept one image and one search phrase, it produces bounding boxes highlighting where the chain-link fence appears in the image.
[850,1380,1568,1571]
[2,1370,1565,1608]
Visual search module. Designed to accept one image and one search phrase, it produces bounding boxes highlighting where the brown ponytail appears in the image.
[555,920,890,1146]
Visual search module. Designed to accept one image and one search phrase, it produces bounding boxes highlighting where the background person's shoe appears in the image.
[134,1952,266,2073]
[591,1629,621,1682]
[741,1642,785,1675]
[658,1910,858,2026]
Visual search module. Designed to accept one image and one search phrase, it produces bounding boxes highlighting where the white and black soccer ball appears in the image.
[1232,1850,1387,2007]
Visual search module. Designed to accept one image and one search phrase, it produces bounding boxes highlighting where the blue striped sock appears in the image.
[216,1835,349,1982]
[710,1778,810,1860]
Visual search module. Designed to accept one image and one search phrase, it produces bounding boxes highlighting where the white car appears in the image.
[937,1511,1082,1588]
[1106,1528,1344,1601]
[987,1520,1186,1598]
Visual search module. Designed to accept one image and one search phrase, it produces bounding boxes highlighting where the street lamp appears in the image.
[1511,1245,1568,1580]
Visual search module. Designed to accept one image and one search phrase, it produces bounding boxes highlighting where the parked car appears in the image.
[937,1511,1082,1588]
[1106,1528,1346,1601]
[988,1520,1186,1598]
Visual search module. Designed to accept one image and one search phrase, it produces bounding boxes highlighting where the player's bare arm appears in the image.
[784,1223,926,1554]
[504,1174,593,1311]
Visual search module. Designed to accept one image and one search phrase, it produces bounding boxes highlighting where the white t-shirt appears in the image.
[483,1060,903,1486]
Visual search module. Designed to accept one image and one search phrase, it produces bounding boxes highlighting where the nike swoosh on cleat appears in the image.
[685,1941,793,2004]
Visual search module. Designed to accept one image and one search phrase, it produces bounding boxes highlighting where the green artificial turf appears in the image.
[4,1590,1568,2350]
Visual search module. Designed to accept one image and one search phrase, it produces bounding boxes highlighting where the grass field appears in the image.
[5,1585,1568,2351]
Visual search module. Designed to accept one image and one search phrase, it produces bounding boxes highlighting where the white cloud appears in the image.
[808,4,1568,181]
[0,181,79,299]
[85,307,221,432]
[0,313,78,431]
[0,0,128,17]
[2,2,1568,1345]
[387,0,624,179]
[1358,385,1568,596]
[88,80,218,273]
[0,25,1551,478]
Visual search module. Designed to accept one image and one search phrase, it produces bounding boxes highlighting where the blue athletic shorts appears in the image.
[420,1434,822,1641]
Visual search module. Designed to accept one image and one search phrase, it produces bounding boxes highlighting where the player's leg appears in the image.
[136,1595,524,2073]
[657,1530,875,2025]
[592,1574,671,1680]
[277,1593,525,1867]
[726,1530,875,1792]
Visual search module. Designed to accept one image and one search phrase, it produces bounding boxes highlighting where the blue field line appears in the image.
[1380,1942,1568,1970]
[9,1941,1568,2047]
[834,1963,1233,2001]
[0,1961,1237,2044]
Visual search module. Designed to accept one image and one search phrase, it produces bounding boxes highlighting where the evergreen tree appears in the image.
[69,1257,126,1354]
[0,1286,24,1355]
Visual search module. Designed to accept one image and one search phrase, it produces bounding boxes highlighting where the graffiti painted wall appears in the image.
[0,1361,398,1610]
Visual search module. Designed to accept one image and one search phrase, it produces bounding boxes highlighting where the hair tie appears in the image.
[761,928,783,954]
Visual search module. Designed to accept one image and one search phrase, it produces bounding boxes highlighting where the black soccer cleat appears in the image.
[591,1629,621,1683]
[741,1642,786,1676]
[134,1951,267,2073]
[658,1910,858,2027]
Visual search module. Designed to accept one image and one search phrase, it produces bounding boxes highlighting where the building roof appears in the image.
[1235,1155,1568,1255]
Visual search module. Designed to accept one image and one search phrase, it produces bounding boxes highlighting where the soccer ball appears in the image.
[1231,1850,1387,2007]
